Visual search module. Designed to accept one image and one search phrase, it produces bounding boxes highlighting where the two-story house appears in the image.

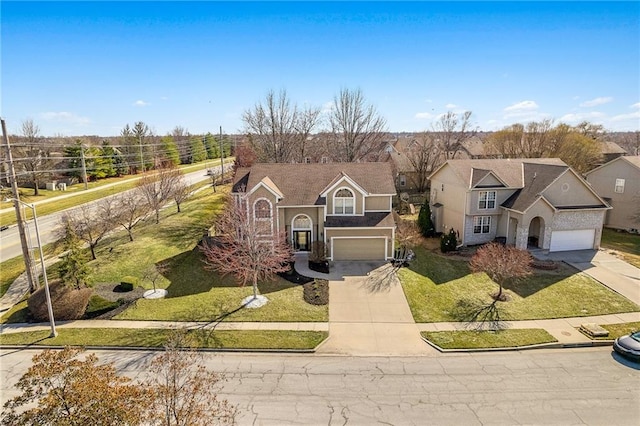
[585,155,640,232]
[232,163,397,261]
[428,158,609,252]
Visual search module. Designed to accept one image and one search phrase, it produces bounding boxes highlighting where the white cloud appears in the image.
[504,100,538,113]
[630,102,640,109]
[415,112,433,120]
[560,111,605,123]
[445,103,457,109]
[40,111,90,126]
[502,100,541,120]
[133,100,150,107]
[610,110,640,122]
[579,97,613,107]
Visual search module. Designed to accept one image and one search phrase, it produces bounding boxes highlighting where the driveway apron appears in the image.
[317,262,434,356]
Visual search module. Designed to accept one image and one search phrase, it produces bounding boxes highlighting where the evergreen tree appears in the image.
[417,199,435,237]
[204,132,218,159]
[59,222,90,289]
[97,140,117,178]
[160,135,180,166]
[189,136,207,163]
[440,228,458,253]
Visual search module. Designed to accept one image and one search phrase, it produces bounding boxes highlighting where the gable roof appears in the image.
[430,158,567,189]
[232,163,396,206]
[585,155,640,176]
[501,163,569,212]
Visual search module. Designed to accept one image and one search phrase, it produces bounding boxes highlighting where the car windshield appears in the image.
[631,332,640,342]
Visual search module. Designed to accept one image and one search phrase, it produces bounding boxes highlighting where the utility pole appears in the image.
[1,118,38,292]
[80,144,88,190]
[219,126,224,178]
[138,134,145,174]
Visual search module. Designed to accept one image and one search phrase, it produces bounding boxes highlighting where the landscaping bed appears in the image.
[303,279,329,305]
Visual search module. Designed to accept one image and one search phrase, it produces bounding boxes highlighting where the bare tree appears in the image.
[432,111,476,160]
[146,330,237,426]
[405,133,442,193]
[469,242,532,301]
[137,166,181,224]
[14,119,52,195]
[242,89,319,163]
[171,170,191,213]
[59,200,115,260]
[201,195,293,304]
[114,190,150,242]
[328,88,387,162]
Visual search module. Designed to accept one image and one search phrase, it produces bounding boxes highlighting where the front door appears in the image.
[293,230,311,251]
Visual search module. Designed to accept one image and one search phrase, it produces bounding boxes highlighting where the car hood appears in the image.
[617,335,640,351]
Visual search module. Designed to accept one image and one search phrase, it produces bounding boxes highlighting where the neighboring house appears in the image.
[585,155,640,232]
[428,158,610,252]
[232,162,397,261]
[599,141,628,164]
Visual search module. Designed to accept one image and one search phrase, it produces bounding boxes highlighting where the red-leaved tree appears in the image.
[200,196,292,305]
[469,242,532,301]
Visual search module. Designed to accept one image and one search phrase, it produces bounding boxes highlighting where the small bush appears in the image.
[303,279,329,306]
[440,228,458,253]
[28,280,92,322]
[309,241,327,263]
[118,276,137,292]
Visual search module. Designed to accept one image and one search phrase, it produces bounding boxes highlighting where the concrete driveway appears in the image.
[316,261,435,356]
[535,249,640,305]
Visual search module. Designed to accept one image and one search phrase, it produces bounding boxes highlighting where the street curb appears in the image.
[421,336,614,353]
[0,345,319,354]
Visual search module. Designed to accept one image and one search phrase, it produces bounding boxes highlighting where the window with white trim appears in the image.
[399,174,406,187]
[473,216,491,234]
[254,199,272,219]
[614,178,625,193]
[478,191,496,209]
[334,188,355,214]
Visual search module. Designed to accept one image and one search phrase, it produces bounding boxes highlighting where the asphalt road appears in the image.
[1,347,638,425]
[0,166,225,262]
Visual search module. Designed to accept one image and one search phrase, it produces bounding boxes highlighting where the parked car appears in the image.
[613,331,640,361]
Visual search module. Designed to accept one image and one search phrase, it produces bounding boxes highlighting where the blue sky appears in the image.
[2,1,639,136]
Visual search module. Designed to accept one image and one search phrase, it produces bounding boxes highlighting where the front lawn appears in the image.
[400,246,640,322]
[421,329,557,350]
[600,228,640,268]
[0,328,327,350]
[598,321,640,340]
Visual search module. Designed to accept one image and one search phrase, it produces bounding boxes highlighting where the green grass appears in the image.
[421,329,557,349]
[0,328,327,350]
[600,228,640,268]
[400,246,640,322]
[2,184,327,324]
[0,159,233,227]
[0,256,25,298]
[598,321,640,340]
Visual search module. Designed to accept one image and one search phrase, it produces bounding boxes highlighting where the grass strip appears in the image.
[0,328,327,350]
[596,321,640,340]
[421,328,557,349]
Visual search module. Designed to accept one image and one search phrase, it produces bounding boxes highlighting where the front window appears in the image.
[478,191,496,209]
[614,178,625,193]
[473,216,491,234]
[399,174,406,187]
[334,188,355,215]
[305,157,311,164]
[254,199,271,219]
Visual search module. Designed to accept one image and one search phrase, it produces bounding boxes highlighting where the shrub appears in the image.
[417,200,435,237]
[28,280,92,321]
[309,241,327,263]
[303,279,329,305]
[118,276,138,292]
[440,228,458,253]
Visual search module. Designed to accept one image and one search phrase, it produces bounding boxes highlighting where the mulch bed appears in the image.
[92,283,145,303]
[303,279,329,305]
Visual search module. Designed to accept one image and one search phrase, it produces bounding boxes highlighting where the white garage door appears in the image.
[549,229,595,252]
[332,238,386,261]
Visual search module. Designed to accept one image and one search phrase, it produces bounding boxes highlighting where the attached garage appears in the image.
[332,237,387,261]
[549,229,596,252]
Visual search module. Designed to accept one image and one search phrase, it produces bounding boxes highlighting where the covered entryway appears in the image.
[527,216,545,248]
[549,229,595,252]
[332,237,386,261]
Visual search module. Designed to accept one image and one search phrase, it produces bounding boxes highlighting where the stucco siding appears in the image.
[544,172,601,207]
[326,181,365,215]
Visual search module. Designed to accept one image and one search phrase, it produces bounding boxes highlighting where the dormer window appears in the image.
[334,188,355,215]
[254,199,272,219]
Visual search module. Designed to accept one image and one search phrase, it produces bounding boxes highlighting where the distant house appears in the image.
[232,163,397,261]
[585,156,640,232]
[428,158,609,252]
[599,141,628,164]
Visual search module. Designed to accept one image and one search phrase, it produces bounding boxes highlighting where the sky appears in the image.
[1,1,639,137]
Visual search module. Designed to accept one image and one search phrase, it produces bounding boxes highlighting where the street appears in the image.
[1,347,638,425]
[0,166,224,261]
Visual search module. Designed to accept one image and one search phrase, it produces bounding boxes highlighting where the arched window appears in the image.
[334,188,355,215]
[254,199,272,219]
